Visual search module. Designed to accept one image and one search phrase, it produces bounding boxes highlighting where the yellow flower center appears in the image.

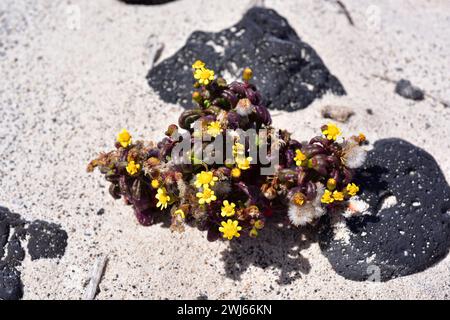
[292,192,305,206]
[219,219,242,240]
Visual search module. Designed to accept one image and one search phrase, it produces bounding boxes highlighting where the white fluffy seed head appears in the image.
[343,143,367,169]
[288,203,315,226]
[236,98,255,116]
[342,196,370,218]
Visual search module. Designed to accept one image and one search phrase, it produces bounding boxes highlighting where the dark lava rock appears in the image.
[0,206,68,299]
[147,7,345,111]
[27,220,68,260]
[0,264,23,300]
[395,79,425,101]
[320,138,450,282]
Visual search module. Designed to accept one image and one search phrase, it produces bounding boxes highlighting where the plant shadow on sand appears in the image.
[220,214,315,285]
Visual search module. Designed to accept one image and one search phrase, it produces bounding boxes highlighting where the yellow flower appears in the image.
[358,133,366,143]
[174,209,185,219]
[192,60,205,69]
[236,156,252,170]
[294,149,306,166]
[231,167,241,178]
[322,123,341,141]
[151,179,160,189]
[155,187,170,210]
[346,183,359,196]
[206,121,222,137]
[117,128,132,148]
[196,187,217,205]
[221,200,236,217]
[194,68,215,85]
[332,191,345,201]
[126,161,140,176]
[321,189,334,204]
[233,142,245,157]
[219,219,242,240]
[194,171,218,189]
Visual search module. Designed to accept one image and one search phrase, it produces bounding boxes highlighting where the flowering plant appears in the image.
[88,61,367,241]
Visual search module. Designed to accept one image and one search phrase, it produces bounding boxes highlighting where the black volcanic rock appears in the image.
[27,220,68,260]
[0,206,68,299]
[395,79,424,101]
[147,7,345,111]
[0,264,22,301]
[319,139,450,282]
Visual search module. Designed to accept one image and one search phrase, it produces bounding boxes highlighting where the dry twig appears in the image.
[83,255,108,300]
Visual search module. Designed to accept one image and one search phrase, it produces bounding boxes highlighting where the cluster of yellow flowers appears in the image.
[321,181,359,204]
[192,60,215,86]
[118,129,142,177]
[116,129,175,212]
[232,141,252,173]
[194,170,243,240]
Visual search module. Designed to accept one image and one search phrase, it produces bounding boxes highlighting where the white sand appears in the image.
[1,0,449,299]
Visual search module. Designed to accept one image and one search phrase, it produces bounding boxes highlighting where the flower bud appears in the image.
[192,91,202,103]
[249,228,258,238]
[326,178,337,191]
[242,67,253,81]
[165,124,178,137]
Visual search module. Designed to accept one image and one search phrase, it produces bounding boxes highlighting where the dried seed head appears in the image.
[236,98,255,116]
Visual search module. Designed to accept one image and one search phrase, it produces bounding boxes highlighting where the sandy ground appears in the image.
[0,0,449,299]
